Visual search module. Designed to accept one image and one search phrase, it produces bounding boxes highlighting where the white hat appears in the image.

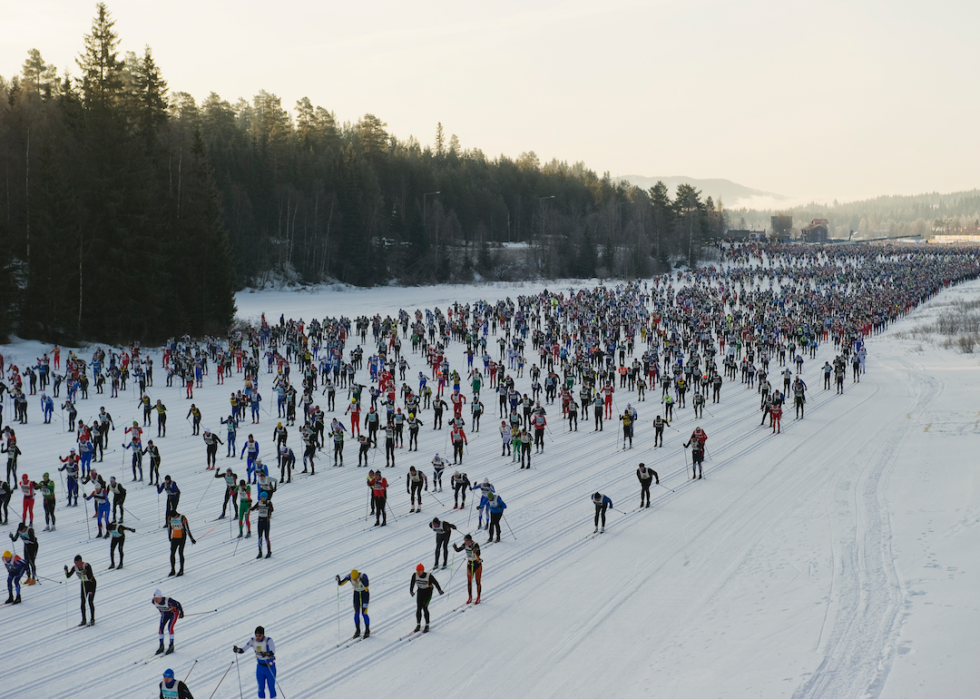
[154,589,163,599]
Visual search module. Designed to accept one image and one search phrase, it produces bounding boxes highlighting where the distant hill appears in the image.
[614,175,788,209]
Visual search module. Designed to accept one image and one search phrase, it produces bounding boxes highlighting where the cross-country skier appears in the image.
[407,466,428,513]
[64,554,96,626]
[452,533,482,604]
[4,550,27,604]
[233,626,278,699]
[409,563,444,632]
[158,668,194,699]
[637,463,659,508]
[336,570,371,638]
[486,491,507,543]
[251,492,274,559]
[152,589,185,655]
[166,509,196,577]
[106,521,135,569]
[591,492,612,533]
[429,517,457,568]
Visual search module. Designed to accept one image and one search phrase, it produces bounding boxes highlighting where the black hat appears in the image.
[255,625,265,635]
[74,554,83,562]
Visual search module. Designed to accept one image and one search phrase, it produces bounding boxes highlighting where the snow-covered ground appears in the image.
[2,278,979,699]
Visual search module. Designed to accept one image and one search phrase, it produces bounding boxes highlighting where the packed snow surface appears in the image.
[2,278,978,699]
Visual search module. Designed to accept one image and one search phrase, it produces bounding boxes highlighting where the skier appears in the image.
[637,463,659,508]
[203,429,222,470]
[336,569,371,638]
[407,466,428,513]
[452,533,482,604]
[157,476,180,520]
[233,626,278,699]
[473,478,495,529]
[167,509,197,577]
[106,520,135,569]
[486,491,507,543]
[215,467,239,518]
[240,435,260,483]
[251,492,274,559]
[59,451,80,505]
[186,405,202,435]
[430,453,446,492]
[591,492,613,533]
[18,473,35,526]
[144,440,162,486]
[158,668,194,699]
[64,554,97,626]
[653,414,665,447]
[9,522,38,582]
[409,563,445,633]
[450,423,468,464]
[37,473,56,531]
[122,433,144,481]
[429,517,457,568]
[236,479,252,539]
[451,471,470,509]
[3,550,27,604]
[108,476,126,523]
[152,589,185,656]
[85,482,111,537]
[0,479,10,523]
[619,407,634,449]
[685,439,705,479]
[792,377,807,419]
[369,471,388,526]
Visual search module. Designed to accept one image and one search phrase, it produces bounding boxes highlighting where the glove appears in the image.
[410,591,414,597]
[335,575,341,584]
[439,590,444,595]
[179,610,185,618]
[191,539,197,545]
[233,646,244,654]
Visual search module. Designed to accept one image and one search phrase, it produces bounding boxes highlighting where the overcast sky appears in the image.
[6,0,979,203]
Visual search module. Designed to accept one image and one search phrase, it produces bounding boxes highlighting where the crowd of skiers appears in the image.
[4,242,980,698]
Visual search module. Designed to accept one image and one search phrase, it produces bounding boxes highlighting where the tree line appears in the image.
[0,4,722,342]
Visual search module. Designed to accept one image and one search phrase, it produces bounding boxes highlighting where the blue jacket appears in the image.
[592,495,613,508]
[487,495,507,514]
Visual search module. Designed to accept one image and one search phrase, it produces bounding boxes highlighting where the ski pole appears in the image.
[209,661,235,699]
[82,489,91,539]
[385,498,398,522]
[197,525,218,541]
[234,653,245,699]
[426,489,444,506]
[446,549,456,605]
[502,513,517,541]
[123,506,141,521]
[613,507,629,515]
[274,675,288,699]
[35,574,64,584]
[466,493,475,529]
[183,609,218,617]
[184,659,198,682]
[196,475,215,509]
[658,482,675,493]
[336,579,341,642]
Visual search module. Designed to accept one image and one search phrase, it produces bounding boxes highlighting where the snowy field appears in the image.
[2,278,979,699]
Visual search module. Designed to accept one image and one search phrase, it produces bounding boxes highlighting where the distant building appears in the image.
[771,215,793,242]
[801,218,829,243]
[726,229,766,241]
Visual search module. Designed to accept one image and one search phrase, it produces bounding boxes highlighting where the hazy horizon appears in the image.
[7,0,979,203]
